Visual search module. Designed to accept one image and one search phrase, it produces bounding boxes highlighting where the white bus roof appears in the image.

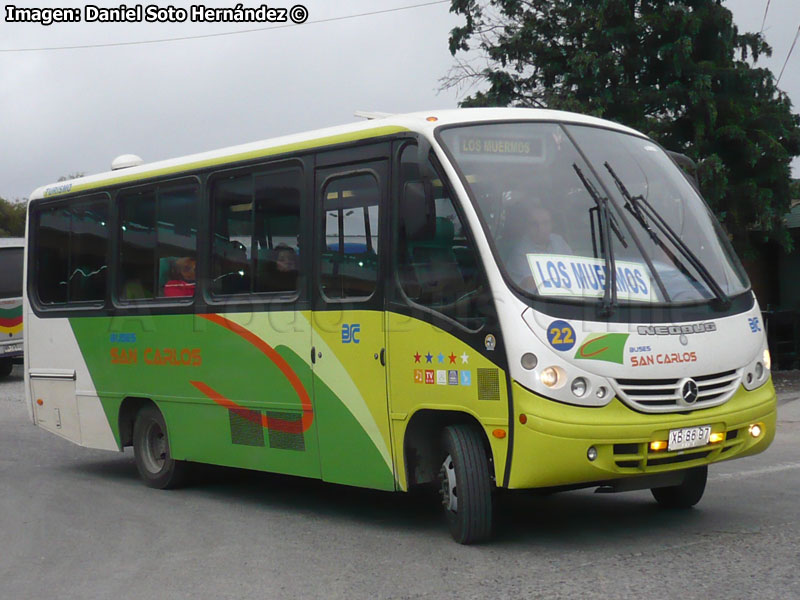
[30,108,642,201]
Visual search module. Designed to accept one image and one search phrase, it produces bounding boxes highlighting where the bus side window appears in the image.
[320,173,380,300]
[119,182,198,301]
[395,144,484,326]
[35,196,109,305]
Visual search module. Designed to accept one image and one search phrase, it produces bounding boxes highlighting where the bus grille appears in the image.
[612,369,741,413]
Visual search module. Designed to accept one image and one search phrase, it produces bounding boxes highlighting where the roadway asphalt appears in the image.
[1,364,798,599]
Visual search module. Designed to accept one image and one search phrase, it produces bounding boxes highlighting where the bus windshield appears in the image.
[438,122,750,306]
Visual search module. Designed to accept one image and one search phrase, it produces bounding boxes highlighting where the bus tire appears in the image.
[0,359,12,379]
[439,424,493,544]
[132,405,188,489]
[651,465,707,508]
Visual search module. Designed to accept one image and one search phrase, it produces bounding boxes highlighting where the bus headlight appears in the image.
[763,348,771,372]
[540,366,564,388]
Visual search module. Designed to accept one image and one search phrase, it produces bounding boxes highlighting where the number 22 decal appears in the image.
[546,320,576,351]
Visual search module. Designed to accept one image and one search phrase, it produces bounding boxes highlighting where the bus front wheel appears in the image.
[438,424,493,544]
[651,465,707,508]
[132,405,188,489]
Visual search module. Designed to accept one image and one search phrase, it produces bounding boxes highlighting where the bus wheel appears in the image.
[132,405,188,489]
[0,359,12,379]
[438,424,493,544]
[651,466,707,508]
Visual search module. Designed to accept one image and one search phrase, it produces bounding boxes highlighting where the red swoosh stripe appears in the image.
[191,313,313,432]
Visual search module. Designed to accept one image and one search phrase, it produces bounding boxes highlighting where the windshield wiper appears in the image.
[604,162,730,309]
[572,163,619,315]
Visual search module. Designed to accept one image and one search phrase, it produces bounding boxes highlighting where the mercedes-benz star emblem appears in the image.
[680,379,699,405]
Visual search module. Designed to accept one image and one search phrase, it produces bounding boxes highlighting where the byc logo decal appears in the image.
[748,317,761,333]
[341,323,361,344]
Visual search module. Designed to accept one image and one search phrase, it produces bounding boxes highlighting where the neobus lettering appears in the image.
[637,323,717,335]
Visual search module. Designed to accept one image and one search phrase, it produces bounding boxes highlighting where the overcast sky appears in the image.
[1,0,798,201]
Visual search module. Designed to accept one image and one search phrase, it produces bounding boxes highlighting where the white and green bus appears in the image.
[1,237,24,378]
[25,109,775,543]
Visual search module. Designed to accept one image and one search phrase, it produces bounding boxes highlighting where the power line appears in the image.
[0,1,449,53]
[760,0,770,33]
[777,23,800,86]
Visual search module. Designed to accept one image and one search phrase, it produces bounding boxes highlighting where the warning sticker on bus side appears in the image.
[527,254,655,302]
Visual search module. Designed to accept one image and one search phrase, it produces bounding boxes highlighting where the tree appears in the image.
[445,0,800,255]
[0,197,27,237]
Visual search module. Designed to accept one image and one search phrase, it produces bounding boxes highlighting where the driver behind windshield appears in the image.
[496,196,572,285]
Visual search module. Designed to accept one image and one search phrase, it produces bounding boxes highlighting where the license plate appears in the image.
[668,425,711,451]
[1,343,22,354]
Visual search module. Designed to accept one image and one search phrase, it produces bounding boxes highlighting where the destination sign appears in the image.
[527,254,655,303]
[457,136,545,159]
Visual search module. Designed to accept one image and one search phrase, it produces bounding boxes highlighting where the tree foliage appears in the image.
[445,0,800,254]
[0,197,27,238]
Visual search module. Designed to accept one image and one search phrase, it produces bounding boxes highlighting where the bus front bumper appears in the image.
[507,380,777,489]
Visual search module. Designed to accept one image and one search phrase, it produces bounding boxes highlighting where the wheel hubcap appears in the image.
[439,454,458,512]
[142,421,167,474]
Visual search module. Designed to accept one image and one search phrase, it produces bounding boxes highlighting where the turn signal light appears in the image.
[36,399,43,406]
[709,432,725,444]
[649,441,668,452]
[492,429,507,439]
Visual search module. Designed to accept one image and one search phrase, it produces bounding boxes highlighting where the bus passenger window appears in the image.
[119,182,198,301]
[320,174,380,300]
[35,196,109,304]
[36,206,71,303]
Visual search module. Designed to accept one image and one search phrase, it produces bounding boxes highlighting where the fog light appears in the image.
[749,423,763,438]
[521,352,538,370]
[709,432,725,444]
[587,446,598,461]
[763,348,771,371]
[755,362,764,379]
[650,441,668,452]
[596,386,608,399]
[540,367,560,388]
[571,377,588,397]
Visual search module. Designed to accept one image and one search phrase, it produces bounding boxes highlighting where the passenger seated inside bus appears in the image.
[163,257,196,297]
[496,199,571,285]
[260,245,298,292]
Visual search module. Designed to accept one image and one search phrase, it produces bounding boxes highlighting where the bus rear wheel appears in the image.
[651,465,707,508]
[132,405,188,489]
[438,424,493,544]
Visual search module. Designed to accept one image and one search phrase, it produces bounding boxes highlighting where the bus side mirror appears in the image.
[667,150,700,188]
[401,181,435,240]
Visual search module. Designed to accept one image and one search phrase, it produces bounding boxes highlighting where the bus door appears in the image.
[312,147,396,490]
